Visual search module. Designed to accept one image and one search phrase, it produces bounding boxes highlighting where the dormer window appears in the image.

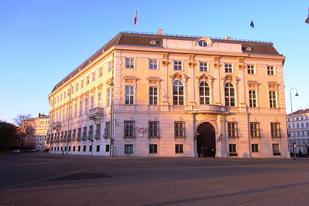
[198,40,207,47]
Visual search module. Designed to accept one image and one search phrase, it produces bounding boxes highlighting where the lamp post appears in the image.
[290,87,299,159]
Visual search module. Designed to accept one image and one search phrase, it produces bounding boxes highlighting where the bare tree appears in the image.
[15,114,35,150]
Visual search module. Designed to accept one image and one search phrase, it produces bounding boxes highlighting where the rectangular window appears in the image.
[83,145,86,152]
[124,121,135,138]
[99,67,103,77]
[267,65,275,75]
[249,90,257,107]
[148,121,160,138]
[78,146,80,151]
[95,123,101,139]
[98,92,102,107]
[86,76,90,85]
[75,83,79,92]
[91,95,95,110]
[229,144,237,156]
[173,60,182,71]
[149,144,158,154]
[247,64,255,74]
[175,144,184,153]
[149,86,158,105]
[105,145,110,152]
[124,144,133,154]
[85,97,89,114]
[271,122,281,138]
[272,143,280,155]
[89,145,92,152]
[81,79,84,88]
[199,61,208,72]
[252,144,259,153]
[149,59,158,70]
[227,122,238,138]
[104,121,111,139]
[174,121,185,138]
[125,57,135,69]
[250,122,260,138]
[88,125,93,140]
[82,127,87,140]
[92,72,95,82]
[225,63,233,73]
[269,91,277,108]
[96,145,100,152]
[106,87,111,106]
[78,128,81,140]
[125,85,134,105]
[108,61,113,72]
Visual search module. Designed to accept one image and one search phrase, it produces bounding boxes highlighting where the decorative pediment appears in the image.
[222,74,240,82]
[268,81,280,86]
[196,73,215,81]
[169,72,189,80]
[147,76,162,82]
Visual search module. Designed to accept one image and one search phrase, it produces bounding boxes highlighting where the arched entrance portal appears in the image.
[197,122,216,157]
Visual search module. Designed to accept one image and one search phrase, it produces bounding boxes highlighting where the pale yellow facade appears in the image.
[48,32,288,158]
[32,114,49,151]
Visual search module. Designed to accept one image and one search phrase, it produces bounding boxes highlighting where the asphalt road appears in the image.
[1,153,309,206]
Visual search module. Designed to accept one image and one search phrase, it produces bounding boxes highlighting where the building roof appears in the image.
[288,109,309,116]
[51,32,283,93]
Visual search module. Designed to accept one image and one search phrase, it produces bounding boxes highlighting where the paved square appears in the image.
[1,153,309,206]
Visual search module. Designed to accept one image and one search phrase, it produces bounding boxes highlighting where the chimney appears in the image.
[224,36,232,40]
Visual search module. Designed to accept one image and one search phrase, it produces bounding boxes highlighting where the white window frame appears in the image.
[199,81,210,105]
[249,89,257,108]
[149,86,158,105]
[125,57,135,69]
[125,85,135,105]
[225,82,235,107]
[149,59,158,70]
[173,60,183,71]
[199,61,208,72]
[224,63,233,73]
[173,80,184,105]
[269,90,277,108]
[267,65,275,75]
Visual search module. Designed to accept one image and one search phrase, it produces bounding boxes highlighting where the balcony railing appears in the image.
[88,107,104,121]
[186,105,228,114]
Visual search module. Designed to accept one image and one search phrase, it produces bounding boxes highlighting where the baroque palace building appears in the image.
[48,32,288,158]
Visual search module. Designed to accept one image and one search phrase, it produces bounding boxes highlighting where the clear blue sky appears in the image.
[0,0,308,123]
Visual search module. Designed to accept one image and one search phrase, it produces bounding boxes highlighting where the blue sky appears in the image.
[0,0,308,123]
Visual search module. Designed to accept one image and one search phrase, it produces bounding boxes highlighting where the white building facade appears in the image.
[287,109,309,155]
[47,32,288,158]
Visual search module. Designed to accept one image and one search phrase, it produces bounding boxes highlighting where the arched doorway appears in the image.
[197,122,216,157]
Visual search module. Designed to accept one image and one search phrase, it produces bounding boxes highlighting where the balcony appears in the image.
[185,105,228,114]
[88,107,104,121]
[52,122,62,130]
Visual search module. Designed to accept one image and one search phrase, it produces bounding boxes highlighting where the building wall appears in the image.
[287,112,309,154]
[48,35,288,158]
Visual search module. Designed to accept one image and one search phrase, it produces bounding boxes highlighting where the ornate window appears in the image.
[125,85,134,105]
[174,121,185,138]
[148,121,160,138]
[149,59,158,70]
[199,81,210,105]
[173,80,184,105]
[269,90,277,108]
[271,122,281,138]
[225,83,235,106]
[249,89,257,107]
[149,86,158,105]
[124,121,135,138]
[250,122,260,138]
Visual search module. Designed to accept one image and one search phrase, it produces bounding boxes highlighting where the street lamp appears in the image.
[290,87,299,159]
[289,87,299,113]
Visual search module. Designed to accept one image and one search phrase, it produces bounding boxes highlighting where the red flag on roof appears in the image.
[134,11,138,25]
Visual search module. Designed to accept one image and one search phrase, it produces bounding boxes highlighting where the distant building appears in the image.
[287,109,309,155]
[31,114,49,151]
[48,32,288,158]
